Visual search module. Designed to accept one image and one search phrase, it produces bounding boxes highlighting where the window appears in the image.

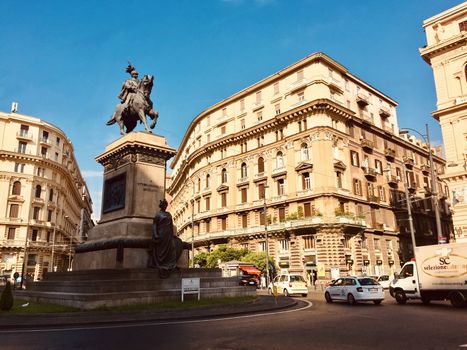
[241,214,248,228]
[459,20,467,32]
[196,199,201,213]
[298,91,305,102]
[279,239,289,252]
[18,141,27,154]
[277,178,285,195]
[303,236,315,250]
[374,238,381,250]
[222,107,227,117]
[14,163,25,173]
[54,152,59,161]
[205,220,210,233]
[257,136,264,148]
[221,168,228,183]
[7,227,15,240]
[205,174,210,189]
[351,151,360,167]
[375,160,382,174]
[302,172,311,190]
[221,125,226,135]
[297,70,304,81]
[396,167,402,181]
[37,167,45,177]
[256,91,262,104]
[353,179,362,195]
[257,157,265,174]
[301,143,309,161]
[27,254,37,266]
[241,119,245,129]
[32,229,38,241]
[276,152,284,169]
[207,134,210,143]
[20,124,29,136]
[41,147,47,157]
[221,217,227,230]
[240,99,245,111]
[47,209,53,222]
[12,181,21,195]
[56,137,61,146]
[378,186,386,202]
[258,183,265,199]
[259,241,266,252]
[303,119,307,130]
[241,187,247,203]
[205,197,210,211]
[42,130,49,142]
[241,163,248,178]
[9,204,19,218]
[35,185,42,198]
[274,82,279,94]
[304,202,311,217]
[33,207,40,220]
[275,104,281,115]
[257,111,263,122]
[336,171,343,189]
[279,207,285,221]
[221,192,227,207]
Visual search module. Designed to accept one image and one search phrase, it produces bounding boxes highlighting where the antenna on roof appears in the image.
[11,102,18,113]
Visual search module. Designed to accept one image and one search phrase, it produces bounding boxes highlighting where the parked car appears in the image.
[324,276,385,305]
[268,274,308,297]
[376,274,392,289]
[238,274,259,287]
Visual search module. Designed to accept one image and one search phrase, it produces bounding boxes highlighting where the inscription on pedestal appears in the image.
[103,173,126,213]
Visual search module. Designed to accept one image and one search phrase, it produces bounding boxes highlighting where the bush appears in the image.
[0,281,14,311]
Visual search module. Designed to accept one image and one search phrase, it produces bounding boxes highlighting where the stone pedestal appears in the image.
[73,132,176,270]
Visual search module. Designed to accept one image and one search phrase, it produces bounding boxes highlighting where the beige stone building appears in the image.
[420,2,467,242]
[0,108,93,282]
[168,53,451,280]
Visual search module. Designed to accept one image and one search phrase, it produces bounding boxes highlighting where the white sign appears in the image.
[181,278,200,302]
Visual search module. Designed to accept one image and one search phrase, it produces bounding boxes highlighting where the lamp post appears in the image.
[400,124,443,244]
[403,166,417,254]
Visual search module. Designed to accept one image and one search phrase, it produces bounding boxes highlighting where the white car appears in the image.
[376,274,393,289]
[325,277,385,305]
[268,274,308,297]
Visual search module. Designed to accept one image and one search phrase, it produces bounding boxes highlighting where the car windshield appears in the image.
[358,278,379,286]
[290,275,305,282]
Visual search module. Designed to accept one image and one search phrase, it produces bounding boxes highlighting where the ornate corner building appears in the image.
[168,53,452,278]
[0,110,93,281]
[420,2,467,243]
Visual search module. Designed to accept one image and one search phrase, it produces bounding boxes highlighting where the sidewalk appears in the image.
[0,295,297,330]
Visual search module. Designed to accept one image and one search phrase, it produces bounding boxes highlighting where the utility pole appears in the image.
[403,167,417,255]
[263,185,270,287]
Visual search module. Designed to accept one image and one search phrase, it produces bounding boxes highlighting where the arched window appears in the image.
[49,188,54,201]
[197,178,201,192]
[276,152,284,169]
[241,162,248,178]
[205,174,210,189]
[258,157,265,174]
[35,185,42,198]
[300,143,309,161]
[221,168,228,183]
[12,181,21,195]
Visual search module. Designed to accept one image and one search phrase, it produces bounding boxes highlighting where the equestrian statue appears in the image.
[106,62,159,135]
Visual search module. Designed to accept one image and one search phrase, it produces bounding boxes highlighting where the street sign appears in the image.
[181,277,200,302]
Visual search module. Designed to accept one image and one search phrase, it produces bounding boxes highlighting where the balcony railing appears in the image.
[360,112,374,125]
[386,175,399,186]
[385,148,395,160]
[379,106,391,118]
[403,155,414,168]
[367,195,380,203]
[16,131,33,141]
[421,164,430,175]
[296,189,313,197]
[40,138,52,146]
[361,139,374,151]
[363,167,377,180]
[236,176,249,185]
[356,91,370,106]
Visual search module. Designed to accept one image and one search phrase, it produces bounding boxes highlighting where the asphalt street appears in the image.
[1,290,466,350]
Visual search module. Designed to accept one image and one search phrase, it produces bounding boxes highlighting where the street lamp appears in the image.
[400,124,443,244]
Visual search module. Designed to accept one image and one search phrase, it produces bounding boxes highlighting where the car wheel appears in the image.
[449,291,466,308]
[325,292,333,303]
[373,300,382,305]
[394,290,407,305]
[283,289,290,297]
[301,294,308,297]
[347,293,357,305]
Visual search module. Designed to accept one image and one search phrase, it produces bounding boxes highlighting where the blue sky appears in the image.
[0,0,462,218]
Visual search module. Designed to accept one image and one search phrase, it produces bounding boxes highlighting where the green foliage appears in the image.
[193,252,209,267]
[311,208,322,217]
[335,207,354,218]
[297,206,304,218]
[0,281,14,311]
[285,212,298,221]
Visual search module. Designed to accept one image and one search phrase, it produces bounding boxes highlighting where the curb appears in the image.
[0,296,298,330]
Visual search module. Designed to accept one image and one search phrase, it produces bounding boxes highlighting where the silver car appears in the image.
[325,277,384,305]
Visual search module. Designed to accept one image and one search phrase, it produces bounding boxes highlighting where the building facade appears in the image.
[168,53,451,280]
[420,2,467,242]
[0,109,93,282]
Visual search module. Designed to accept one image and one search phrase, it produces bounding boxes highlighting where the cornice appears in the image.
[432,100,467,120]
[420,34,467,63]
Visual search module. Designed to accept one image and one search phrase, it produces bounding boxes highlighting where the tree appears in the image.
[205,245,248,268]
[0,281,14,311]
[193,252,209,267]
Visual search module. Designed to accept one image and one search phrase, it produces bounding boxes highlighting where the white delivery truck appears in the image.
[389,242,467,308]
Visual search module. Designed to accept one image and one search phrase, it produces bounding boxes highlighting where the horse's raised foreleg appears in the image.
[149,109,158,129]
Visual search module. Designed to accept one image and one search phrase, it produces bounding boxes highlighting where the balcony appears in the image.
[374,222,384,232]
[386,175,399,187]
[360,112,373,125]
[272,166,286,177]
[385,148,396,160]
[16,131,33,141]
[421,164,430,175]
[296,189,313,197]
[254,172,266,181]
[356,91,370,107]
[0,239,24,248]
[271,195,287,203]
[361,139,374,152]
[236,176,249,185]
[363,167,377,181]
[379,106,391,118]
[407,182,417,193]
[288,78,309,93]
[367,195,380,204]
[325,76,343,93]
[236,203,250,210]
[334,216,366,227]
[403,155,414,168]
[39,137,52,147]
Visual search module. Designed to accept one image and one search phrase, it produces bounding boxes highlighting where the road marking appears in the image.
[0,300,313,334]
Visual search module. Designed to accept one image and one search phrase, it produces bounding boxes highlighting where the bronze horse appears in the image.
[107,75,159,135]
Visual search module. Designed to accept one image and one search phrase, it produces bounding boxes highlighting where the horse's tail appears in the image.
[106,117,116,126]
